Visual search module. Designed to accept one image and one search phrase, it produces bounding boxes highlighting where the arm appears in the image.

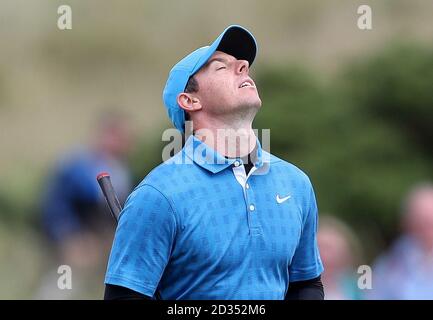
[41,166,82,242]
[288,178,324,295]
[104,184,177,298]
[42,157,102,242]
[285,276,324,300]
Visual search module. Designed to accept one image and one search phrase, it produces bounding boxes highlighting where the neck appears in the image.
[192,118,257,158]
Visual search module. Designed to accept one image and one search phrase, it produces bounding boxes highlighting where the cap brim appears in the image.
[216,25,257,67]
[191,25,257,75]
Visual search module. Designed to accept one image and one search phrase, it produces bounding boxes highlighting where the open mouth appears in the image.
[239,80,255,88]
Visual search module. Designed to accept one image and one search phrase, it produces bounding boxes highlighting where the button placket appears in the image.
[244,178,261,235]
[231,165,261,235]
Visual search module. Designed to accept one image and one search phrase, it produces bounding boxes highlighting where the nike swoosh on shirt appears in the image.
[276,194,291,204]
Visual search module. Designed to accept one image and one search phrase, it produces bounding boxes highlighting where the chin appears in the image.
[246,97,262,110]
[240,98,261,108]
[234,101,261,118]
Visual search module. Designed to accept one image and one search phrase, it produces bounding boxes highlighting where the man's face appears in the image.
[406,189,433,249]
[192,51,261,117]
[99,119,134,159]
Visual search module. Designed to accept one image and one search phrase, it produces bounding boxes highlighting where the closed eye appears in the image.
[216,66,226,70]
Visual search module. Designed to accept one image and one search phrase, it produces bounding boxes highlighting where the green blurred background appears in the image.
[1,0,432,298]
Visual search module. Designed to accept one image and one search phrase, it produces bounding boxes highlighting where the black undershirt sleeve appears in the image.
[285,276,324,300]
[104,284,152,300]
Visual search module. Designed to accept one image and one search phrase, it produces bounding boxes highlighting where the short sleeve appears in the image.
[289,180,324,282]
[104,184,177,297]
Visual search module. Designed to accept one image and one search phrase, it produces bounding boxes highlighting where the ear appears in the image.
[177,93,202,113]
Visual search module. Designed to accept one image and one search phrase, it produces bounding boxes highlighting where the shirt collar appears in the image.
[183,134,269,174]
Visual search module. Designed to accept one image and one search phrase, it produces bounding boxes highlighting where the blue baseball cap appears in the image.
[162,25,258,132]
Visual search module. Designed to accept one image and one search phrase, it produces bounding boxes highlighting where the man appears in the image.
[318,216,363,300]
[39,111,133,298]
[368,183,433,299]
[104,25,324,300]
[42,112,133,244]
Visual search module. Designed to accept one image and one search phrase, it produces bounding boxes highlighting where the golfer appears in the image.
[104,25,324,300]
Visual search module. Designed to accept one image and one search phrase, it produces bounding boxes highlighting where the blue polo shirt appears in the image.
[105,135,323,299]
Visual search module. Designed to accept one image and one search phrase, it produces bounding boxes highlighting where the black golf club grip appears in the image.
[97,172,122,222]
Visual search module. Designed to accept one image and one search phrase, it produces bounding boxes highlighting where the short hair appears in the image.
[184,75,199,93]
[183,76,199,122]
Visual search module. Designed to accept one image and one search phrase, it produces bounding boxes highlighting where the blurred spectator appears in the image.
[318,216,364,300]
[368,183,433,300]
[36,111,134,298]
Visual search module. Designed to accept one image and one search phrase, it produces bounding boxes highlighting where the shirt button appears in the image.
[249,204,255,211]
[245,183,250,189]
[234,160,240,167]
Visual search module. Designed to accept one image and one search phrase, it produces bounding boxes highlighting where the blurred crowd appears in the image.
[35,112,433,299]
[319,183,433,300]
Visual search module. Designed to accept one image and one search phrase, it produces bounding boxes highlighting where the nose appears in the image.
[236,59,249,75]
